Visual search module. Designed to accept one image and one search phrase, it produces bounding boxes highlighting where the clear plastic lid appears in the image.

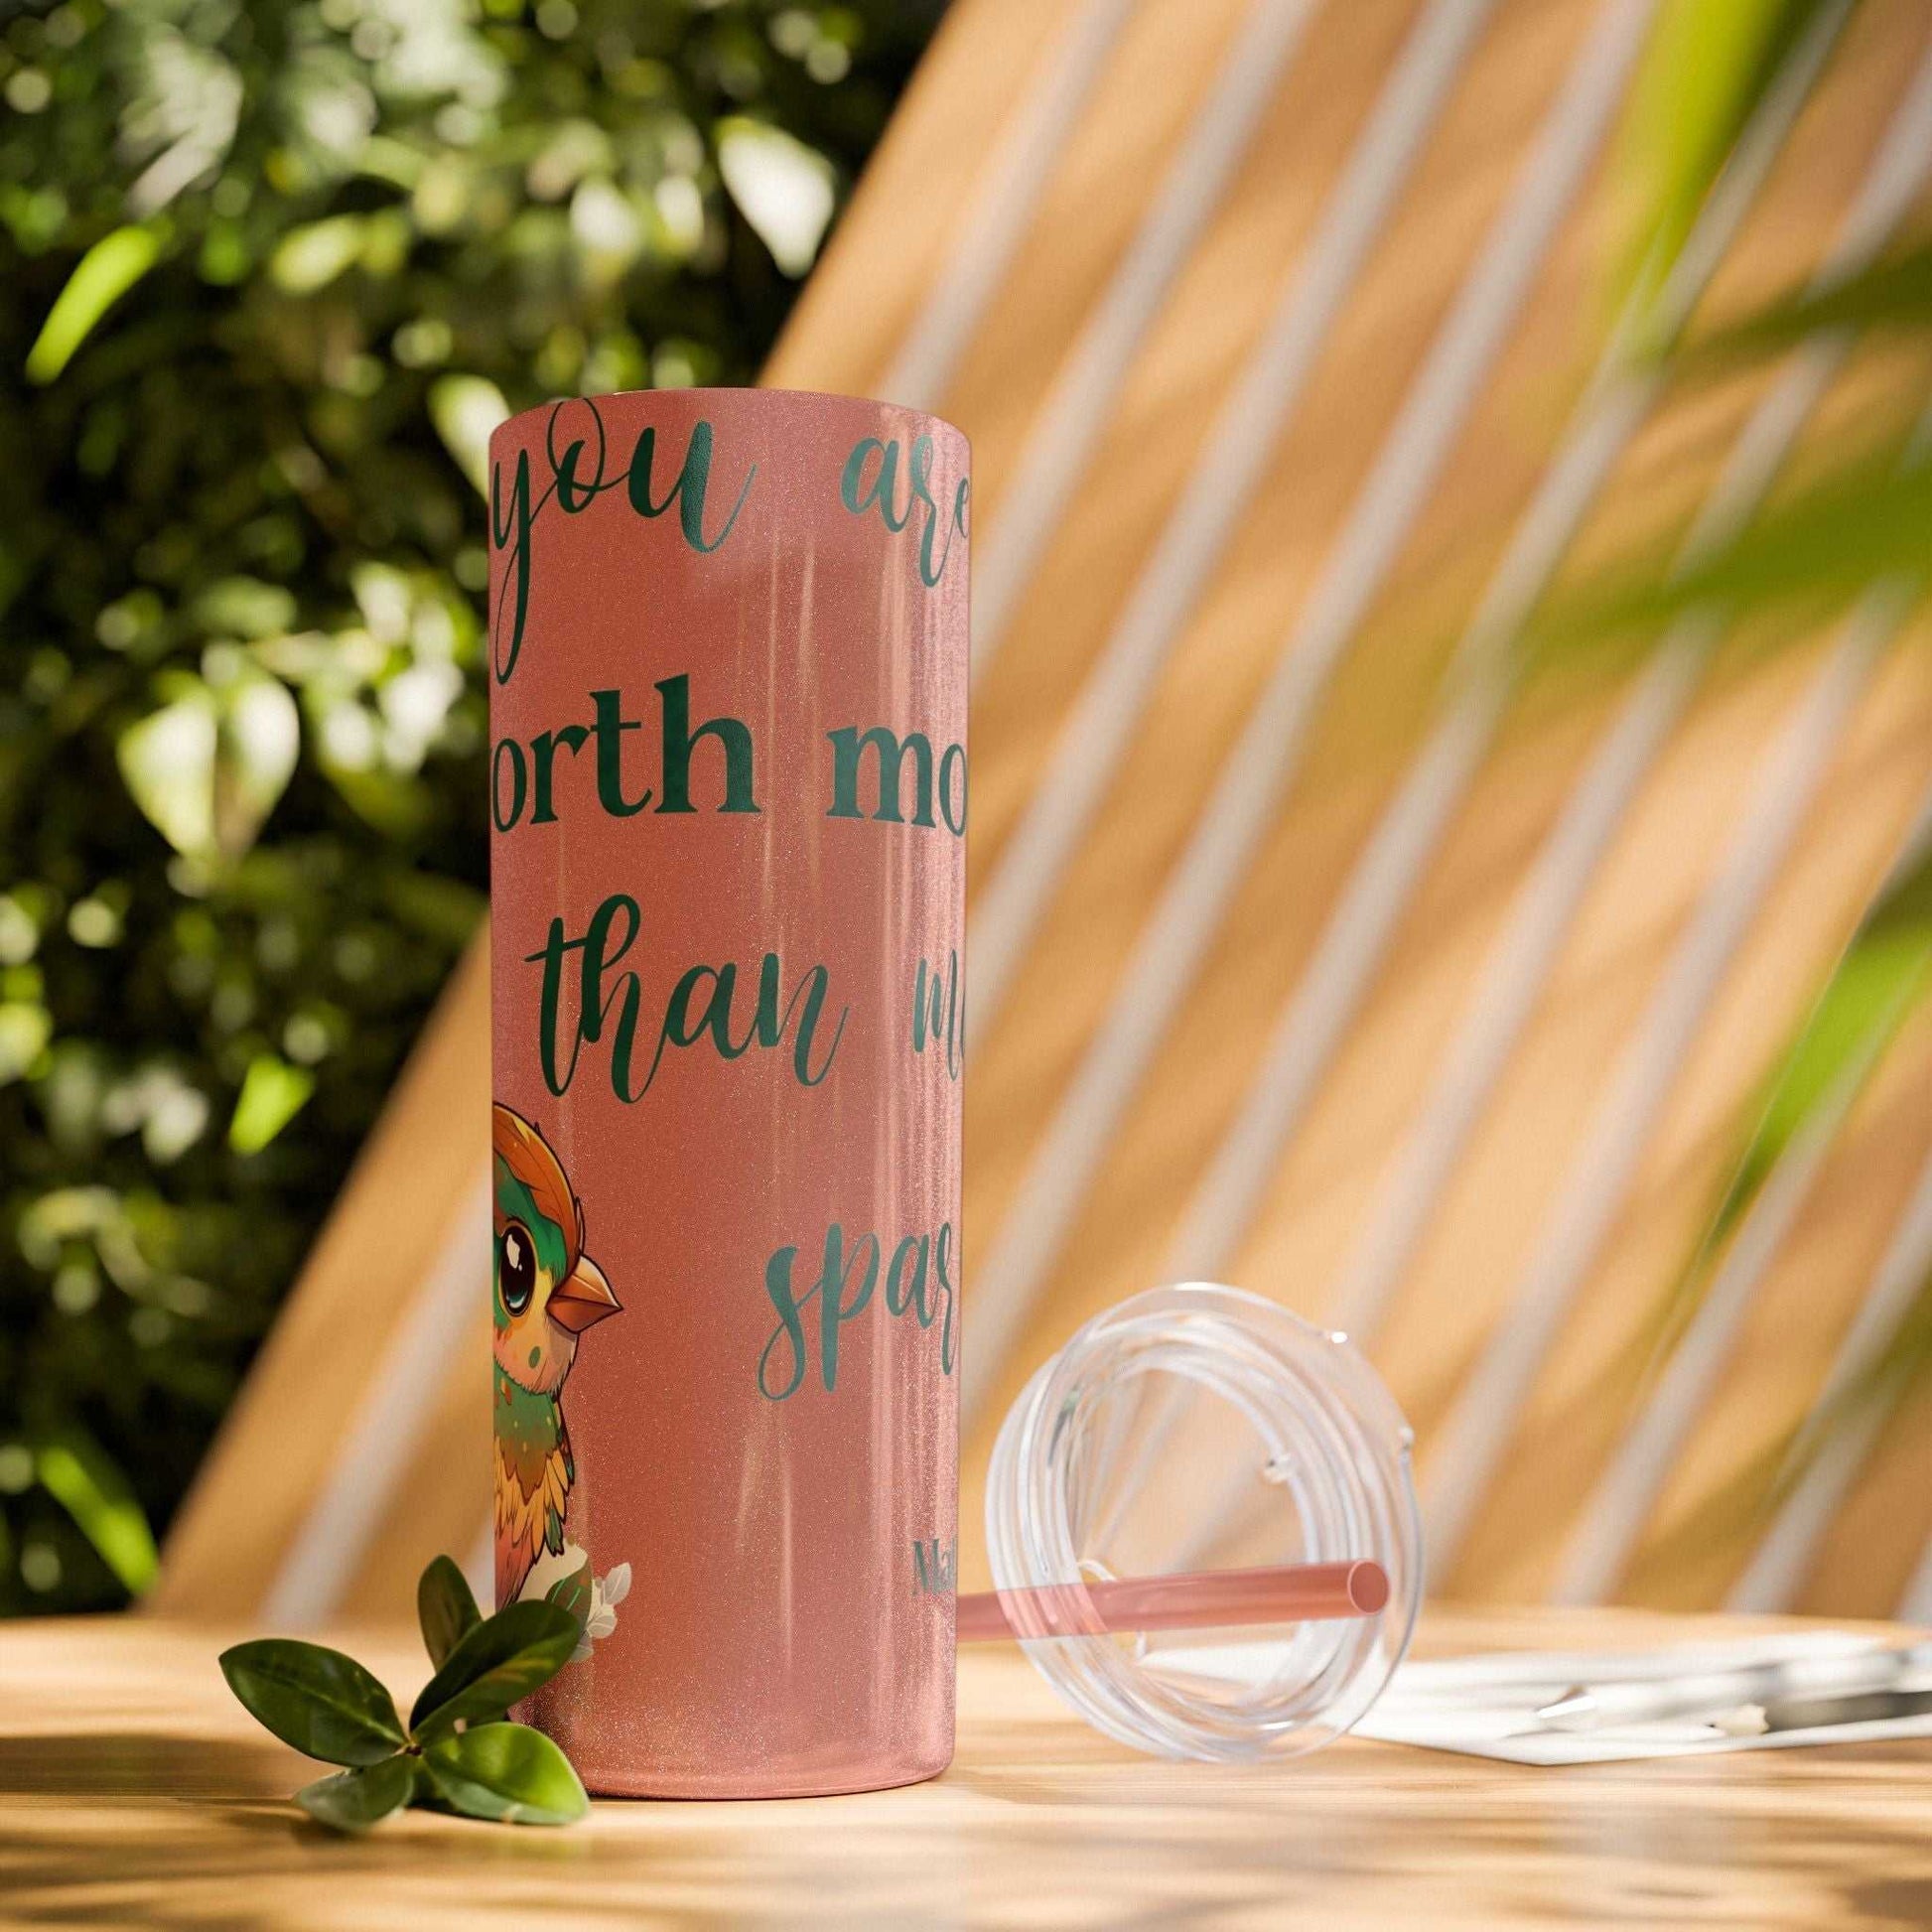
[985,1283,1422,1761]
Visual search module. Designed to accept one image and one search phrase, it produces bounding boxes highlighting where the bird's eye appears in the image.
[499,1221,536,1315]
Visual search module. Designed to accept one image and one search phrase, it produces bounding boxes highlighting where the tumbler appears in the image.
[486,389,967,1797]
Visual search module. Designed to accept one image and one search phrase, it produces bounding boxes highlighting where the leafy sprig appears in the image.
[219,1556,588,1832]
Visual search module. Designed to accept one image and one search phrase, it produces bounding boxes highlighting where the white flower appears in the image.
[584,1562,631,1644]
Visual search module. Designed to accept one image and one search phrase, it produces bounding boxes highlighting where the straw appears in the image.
[956,1560,1389,1642]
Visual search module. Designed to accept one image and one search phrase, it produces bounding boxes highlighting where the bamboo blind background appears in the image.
[159,0,1932,1628]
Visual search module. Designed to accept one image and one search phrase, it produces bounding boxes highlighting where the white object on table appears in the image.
[1154,1629,1932,1763]
[1534,1639,1932,1729]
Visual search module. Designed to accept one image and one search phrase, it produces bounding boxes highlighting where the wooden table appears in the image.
[4,1608,1930,1928]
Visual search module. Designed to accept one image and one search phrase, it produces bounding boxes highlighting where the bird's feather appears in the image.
[492,1364,569,1605]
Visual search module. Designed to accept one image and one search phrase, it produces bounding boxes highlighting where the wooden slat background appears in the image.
[158,0,1932,1626]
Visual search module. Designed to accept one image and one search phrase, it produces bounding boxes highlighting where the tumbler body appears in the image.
[486,389,966,1796]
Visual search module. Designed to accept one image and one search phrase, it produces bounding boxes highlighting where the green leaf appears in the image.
[428,374,509,496]
[269,215,367,295]
[117,690,218,859]
[0,1004,52,1085]
[228,1054,316,1155]
[116,668,300,865]
[192,576,300,640]
[408,1599,579,1742]
[716,118,836,277]
[543,1563,592,1629]
[1615,0,1837,304]
[417,1556,483,1671]
[35,1433,159,1595]
[422,1723,589,1826]
[1676,236,1932,372]
[210,670,301,861]
[1526,450,1932,664]
[1638,838,1932,1373]
[219,1640,408,1767]
[1725,843,1932,1218]
[295,1754,418,1833]
[25,223,164,384]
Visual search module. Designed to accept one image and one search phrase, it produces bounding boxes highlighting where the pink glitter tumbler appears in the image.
[485,389,967,1797]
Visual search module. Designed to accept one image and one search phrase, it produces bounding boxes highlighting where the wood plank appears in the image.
[959,0,1605,1448]
[6,1609,1930,1930]
[961,0,1922,1492]
[337,1311,491,1625]
[967,0,1430,855]
[761,0,1085,401]
[932,0,1276,516]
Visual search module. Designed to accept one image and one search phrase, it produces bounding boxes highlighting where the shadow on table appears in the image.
[0,1731,286,1802]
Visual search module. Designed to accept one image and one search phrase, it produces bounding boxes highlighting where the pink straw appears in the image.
[955,1560,1390,1643]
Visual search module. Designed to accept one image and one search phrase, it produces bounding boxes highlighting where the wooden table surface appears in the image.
[4,1607,1931,1929]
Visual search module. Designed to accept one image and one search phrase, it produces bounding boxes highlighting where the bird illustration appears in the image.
[491,1103,621,1610]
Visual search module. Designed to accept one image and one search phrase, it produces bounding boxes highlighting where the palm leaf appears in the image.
[1635,835,1932,1376]
[1614,0,1850,305]
[1675,235,1932,371]
[1525,447,1932,665]
[1711,843,1932,1245]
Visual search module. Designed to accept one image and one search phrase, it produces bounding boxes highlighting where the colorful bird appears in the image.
[491,1104,621,1610]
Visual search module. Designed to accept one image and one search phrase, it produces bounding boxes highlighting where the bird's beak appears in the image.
[549,1252,621,1332]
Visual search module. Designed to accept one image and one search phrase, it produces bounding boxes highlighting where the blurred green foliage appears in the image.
[0,0,940,1614]
[1598,0,1932,1545]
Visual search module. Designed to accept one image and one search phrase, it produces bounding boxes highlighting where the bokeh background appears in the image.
[0,0,940,1615]
[6,0,1932,1627]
